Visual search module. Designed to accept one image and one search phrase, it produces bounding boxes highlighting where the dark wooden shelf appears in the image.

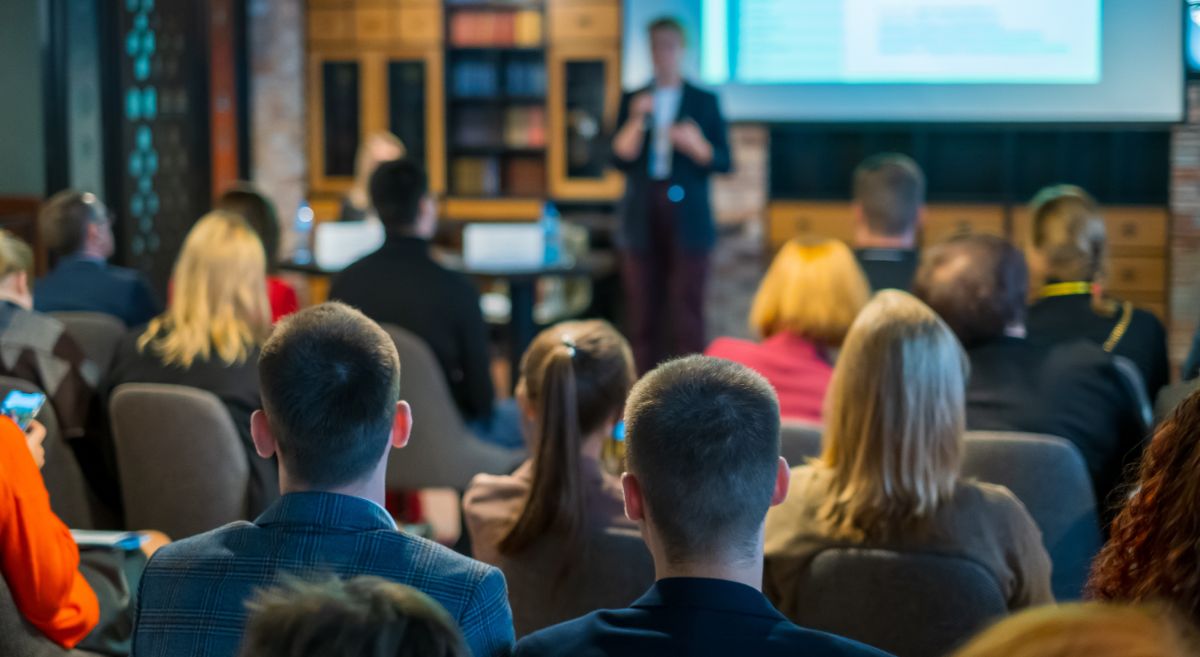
[445,1,545,10]
[449,95,546,105]
[447,46,545,55]
[449,145,546,157]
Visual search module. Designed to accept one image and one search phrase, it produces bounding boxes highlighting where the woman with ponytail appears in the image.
[463,319,636,574]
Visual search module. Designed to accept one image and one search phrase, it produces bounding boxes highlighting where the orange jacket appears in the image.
[0,417,98,647]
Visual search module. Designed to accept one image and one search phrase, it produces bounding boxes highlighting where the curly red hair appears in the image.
[1087,386,1200,622]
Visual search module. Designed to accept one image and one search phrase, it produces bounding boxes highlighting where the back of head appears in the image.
[822,290,966,540]
[217,183,281,269]
[38,190,104,258]
[853,153,926,238]
[240,576,468,657]
[139,211,271,368]
[952,602,1198,657]
[0,230,34,282]
[258,302,401,489]
[1088,387,1200,623]
[351,132,407,208]
[369,158,427,234]
[1029,184,1106,283]
[624,355,781,564]
[913,234,1029,348]
[500,320,635,556]
[749,238,871,347]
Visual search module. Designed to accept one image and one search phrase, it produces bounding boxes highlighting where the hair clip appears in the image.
[561,335,577,358]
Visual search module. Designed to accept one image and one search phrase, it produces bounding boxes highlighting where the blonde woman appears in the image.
[105,211,276,513]
[340,132,406,222]
[706,238,870,422]
[1024,184,1168,397]
[763,290,1052,620]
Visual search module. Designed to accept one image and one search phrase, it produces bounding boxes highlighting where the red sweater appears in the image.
[705,333,833,423]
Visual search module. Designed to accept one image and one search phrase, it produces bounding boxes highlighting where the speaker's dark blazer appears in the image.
[612,82,731,254]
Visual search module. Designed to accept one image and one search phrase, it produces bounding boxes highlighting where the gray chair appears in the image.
[1111,355,1153,433]
[382,325,524,491]
[792,548,1007,657]
[109,383,249,539]
[0,575,102,657]
[963,431,1103,601]
[0,376,94,529]
[1155,378,1200,425]
[497,525,655,638]
[48,312,126,374]
[779,421,822,466]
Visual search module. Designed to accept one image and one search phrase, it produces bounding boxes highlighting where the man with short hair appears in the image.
[852,153,926,291]
[132,302,514,657]
[329,159,519,447]
[514,356,889,657]
[914,234,1143,512]
[34,190,160,326]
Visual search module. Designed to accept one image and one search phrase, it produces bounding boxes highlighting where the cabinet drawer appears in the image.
[355,7,393,42]
[1105,207,1167,251]
[308,8,356,43]
[396,5,441,43]
[767,202,854,249]
[550,4,620,42]
[920,205,1006,247]
[1107,256,1165,293]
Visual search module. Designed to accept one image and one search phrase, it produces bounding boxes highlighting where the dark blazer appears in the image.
[329,236,495,422]
[514,577,892,657]
[965,336,1145,514]
[34,256,160,327]
[133,492,515,657]
[612,82,731,254]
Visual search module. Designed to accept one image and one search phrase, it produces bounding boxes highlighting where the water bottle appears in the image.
[293,200,314,265]
[540,201,562,267]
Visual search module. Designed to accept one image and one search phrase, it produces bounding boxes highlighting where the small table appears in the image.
[280,251,618,389]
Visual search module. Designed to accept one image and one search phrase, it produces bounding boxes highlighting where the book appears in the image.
[71,530,147,551]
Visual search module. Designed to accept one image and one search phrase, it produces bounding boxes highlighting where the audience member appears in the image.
[515,355,890,657]
[1025,184,1169,398]
[132,302,513,657]
[851,153,925,291]
[238,576,469,657]
[706,238,870,422]
[34,190,160,326]
[330,159,520,448]
[340,131,406,222]
[764,291,1052,617]
[1088,387,1200,624]
[914,234,1144,512]
[951,603,1198,657]
[104,211,278,515]
[216,183,300,322]
[0,230,98,438]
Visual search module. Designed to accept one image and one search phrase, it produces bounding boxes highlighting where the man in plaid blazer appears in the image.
[131,303,515,657]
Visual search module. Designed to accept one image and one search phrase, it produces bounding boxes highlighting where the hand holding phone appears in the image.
[1,390,46,432]
[24,420,45,469]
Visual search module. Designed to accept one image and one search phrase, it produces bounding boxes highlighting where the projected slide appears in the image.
[700,0,1101,85]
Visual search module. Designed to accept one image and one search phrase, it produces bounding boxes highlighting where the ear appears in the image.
[250,410,277,459]
[770,456,791,507]
[515,381,536,423]
[851,201,865,227]
[391,400,412,449]
[915,206,927,230]
[622,472,645,523]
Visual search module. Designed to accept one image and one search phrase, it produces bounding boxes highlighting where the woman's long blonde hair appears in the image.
[139,211,272,368]
[348,132,406,210]
[819,290,967,540]
[750,238,871,346]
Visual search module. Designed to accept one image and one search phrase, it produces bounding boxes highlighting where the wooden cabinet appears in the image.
[767,202,855,249]
[549,2,620,42]
[548,45,622,200]
[920,205,1007,247]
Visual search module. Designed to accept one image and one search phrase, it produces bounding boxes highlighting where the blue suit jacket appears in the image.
[132,492,514,657]
[514,578,892,657]
[34,256,160,327]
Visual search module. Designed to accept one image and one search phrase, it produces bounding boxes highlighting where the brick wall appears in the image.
[1170,82,1200,374]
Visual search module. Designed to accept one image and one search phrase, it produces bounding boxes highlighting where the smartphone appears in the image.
[1,390,46,431]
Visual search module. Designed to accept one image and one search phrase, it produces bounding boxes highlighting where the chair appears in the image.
[963,431,1103,601]
[0,575,102,657]
[109,383,249,539]
[779,420,822,467]
[0,376,94,529]
[1154,378,1200,424]
[48,312,126,374]
[791,548,1007,657]
[382,325,524,491]
[498,525,655,638]
[1111,355,1153,433]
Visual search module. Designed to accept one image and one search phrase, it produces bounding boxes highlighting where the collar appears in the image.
[56,254,107,268]
[856,247,917,262]
[1041,281,1093,298]
[633,578,786,621]
[255,492,398,532]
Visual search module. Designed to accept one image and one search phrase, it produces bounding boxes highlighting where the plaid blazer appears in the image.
[131,492,514,657]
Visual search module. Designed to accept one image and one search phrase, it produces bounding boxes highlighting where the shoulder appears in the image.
[141,521,258,574]
[1128,306,1167,339]
[953,479,1037,531]
[515,611,612,657]
[771,622,895,657]
[464,471,530,510]
[103,263,152,285]
[705,337,758,360]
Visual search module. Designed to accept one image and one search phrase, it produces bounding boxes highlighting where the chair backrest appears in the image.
[0,376,94,529]
[382,325,522,490]
[963,431,1103,600]
[109,383,249,538]
[1155,378,1200,425]
[0,574,101,657]
[48,312,125,374]
[1111,354,1153,433]
[779,421,822,467]
[792,547,1007,657]
[497,525,655,638]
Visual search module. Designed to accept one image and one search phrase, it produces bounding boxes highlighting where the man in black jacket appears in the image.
[612,17,731,373]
